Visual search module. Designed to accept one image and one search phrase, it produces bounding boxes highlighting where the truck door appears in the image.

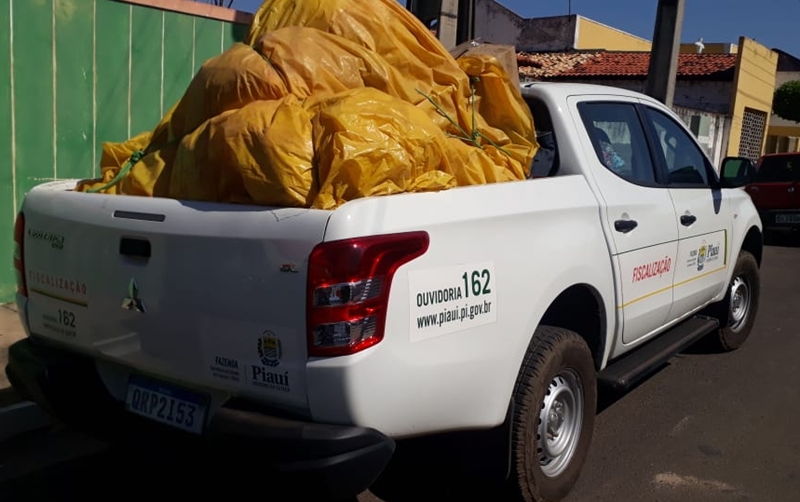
[638,104,734,319]
[569,98,679,345]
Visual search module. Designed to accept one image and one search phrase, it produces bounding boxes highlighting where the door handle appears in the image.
[614,219,638,233]
[120,237,151,260]
[680,214,697,226]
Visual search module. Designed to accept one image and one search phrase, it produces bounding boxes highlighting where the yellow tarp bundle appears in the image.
[75,0,538,210]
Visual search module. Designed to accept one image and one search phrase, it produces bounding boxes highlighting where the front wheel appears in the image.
[706,250,760,351]
[507,326,597,502]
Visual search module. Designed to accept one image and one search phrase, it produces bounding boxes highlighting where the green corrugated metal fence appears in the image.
[0,0,248,301]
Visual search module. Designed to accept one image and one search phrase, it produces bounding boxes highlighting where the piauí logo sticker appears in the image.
[257,331,282,367]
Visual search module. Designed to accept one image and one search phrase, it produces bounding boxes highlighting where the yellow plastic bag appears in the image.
[164,43,289,144]
[255,27,420,105]
[165,26,435,145]
[168,96,316,207]
[246,0,452,75]
[75,0,539,210]
[166,109,250,204]
[246,0,534,157]
[310,88,457,209]
[74,131,152,195]
[458,53,537,167]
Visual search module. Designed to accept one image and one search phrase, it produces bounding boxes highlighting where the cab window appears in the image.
[643,107,710,186]
[578,102,657,185]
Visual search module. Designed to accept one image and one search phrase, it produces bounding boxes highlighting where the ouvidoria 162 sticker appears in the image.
[409,261,497,342]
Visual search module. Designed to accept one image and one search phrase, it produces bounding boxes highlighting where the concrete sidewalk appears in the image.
[0,302,26,391]
[0,302,58,441]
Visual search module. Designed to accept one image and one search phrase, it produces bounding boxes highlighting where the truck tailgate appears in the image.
[19,181,332,413]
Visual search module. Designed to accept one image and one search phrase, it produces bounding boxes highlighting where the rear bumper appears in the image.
[5,337,394,499]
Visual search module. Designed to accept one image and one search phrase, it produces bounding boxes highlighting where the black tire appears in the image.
[706,250,760,351]
[507,326,597,502]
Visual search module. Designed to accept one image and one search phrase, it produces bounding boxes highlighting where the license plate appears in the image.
[775,213,800,224]
[125,375,208,435]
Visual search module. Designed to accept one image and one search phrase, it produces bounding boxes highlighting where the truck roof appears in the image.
[519,81,666,109]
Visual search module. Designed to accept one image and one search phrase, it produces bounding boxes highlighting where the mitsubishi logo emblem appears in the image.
[121,279,146,313]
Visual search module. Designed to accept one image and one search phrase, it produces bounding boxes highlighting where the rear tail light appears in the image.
[13,212,27,296]
[306,231,430,357]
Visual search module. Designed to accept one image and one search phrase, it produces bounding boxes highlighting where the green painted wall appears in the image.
[0,0,248,302]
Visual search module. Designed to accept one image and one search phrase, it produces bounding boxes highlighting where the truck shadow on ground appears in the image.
[369,330,739,502]
[0,357,695,502]
[0,307,755,502]
[366,371,671,502]
[0,368,672,502]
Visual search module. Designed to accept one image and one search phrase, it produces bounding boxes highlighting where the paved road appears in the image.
[1,238,798,502]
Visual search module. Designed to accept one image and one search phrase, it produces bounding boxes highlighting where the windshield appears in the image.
[756,156,800,182]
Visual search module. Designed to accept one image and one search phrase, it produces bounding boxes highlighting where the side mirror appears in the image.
[720,156,756,188]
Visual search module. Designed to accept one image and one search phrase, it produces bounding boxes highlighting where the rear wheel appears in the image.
[706,250,760,351]
[507,326,597,502]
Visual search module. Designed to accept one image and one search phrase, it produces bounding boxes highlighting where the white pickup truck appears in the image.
[7,83,762,501]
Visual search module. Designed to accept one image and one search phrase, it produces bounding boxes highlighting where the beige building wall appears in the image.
[575,16,651,51]
[472,8,651,53]
[680,43,738,54]
[726,37,779,159]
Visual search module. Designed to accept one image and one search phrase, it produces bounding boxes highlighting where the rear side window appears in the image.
[578,102,657,185]
[525,96,560,178]
[756,156,800,182]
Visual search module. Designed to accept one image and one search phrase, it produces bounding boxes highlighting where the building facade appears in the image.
[475,1,650,52]
[517,37,777,164]
[517,50,738,166]
[765,49,800,154]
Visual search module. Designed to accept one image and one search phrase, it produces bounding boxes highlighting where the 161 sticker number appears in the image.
[409,261,498,342]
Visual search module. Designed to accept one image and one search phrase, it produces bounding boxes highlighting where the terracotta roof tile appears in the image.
[517,51,601,78]
[517,51,738,80]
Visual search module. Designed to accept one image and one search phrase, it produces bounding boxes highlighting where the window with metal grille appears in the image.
[737,108,768,161]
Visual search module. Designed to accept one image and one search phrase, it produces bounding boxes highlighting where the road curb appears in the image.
[0,401,57,442]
